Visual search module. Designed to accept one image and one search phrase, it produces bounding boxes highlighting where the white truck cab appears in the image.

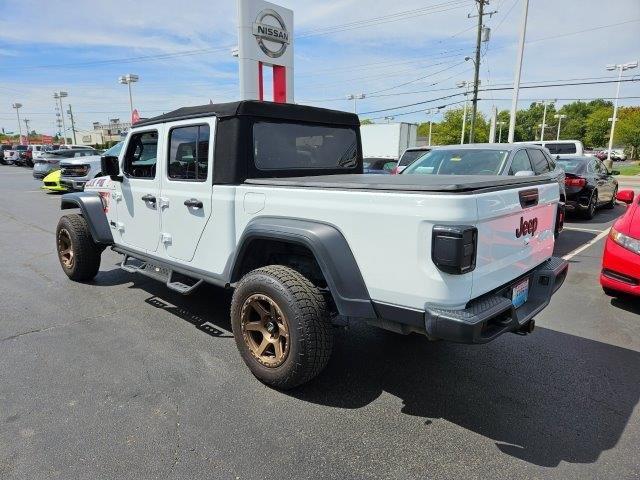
[55,101,568,389]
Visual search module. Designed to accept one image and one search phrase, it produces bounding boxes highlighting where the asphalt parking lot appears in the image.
[1,167,639,480]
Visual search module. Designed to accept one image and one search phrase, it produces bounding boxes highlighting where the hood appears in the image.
[59,154,102,166]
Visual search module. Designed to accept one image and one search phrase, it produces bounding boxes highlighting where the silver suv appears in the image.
[60,142,123,191]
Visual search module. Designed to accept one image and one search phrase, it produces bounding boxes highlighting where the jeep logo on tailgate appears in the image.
[516,217,538,238]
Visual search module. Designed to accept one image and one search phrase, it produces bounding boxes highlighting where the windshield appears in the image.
[15,145,27,151]
[403,149,509,175]
[556,159,586,174]
[399,149,429,167]
[103,141,124,157]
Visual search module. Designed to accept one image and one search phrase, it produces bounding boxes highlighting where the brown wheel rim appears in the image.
[57,228,74,269]
[240,293,290,368]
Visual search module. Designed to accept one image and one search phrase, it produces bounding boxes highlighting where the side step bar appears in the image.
[120,254,203,295]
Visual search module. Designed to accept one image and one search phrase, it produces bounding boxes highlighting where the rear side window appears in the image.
[509,150,533,175]
[123,131,158,179]
[168,125,210,181]
[253,121,358,171]
[545,143,576,155]
[528,149,551,174]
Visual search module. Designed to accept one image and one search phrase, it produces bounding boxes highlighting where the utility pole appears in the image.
[468,1,496,143]
[67,105,77,144]
[347,93,365,114]
[12,103,23,145]
[507,0,529,143]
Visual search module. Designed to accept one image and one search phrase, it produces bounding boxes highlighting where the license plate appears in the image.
[511,278,529,309]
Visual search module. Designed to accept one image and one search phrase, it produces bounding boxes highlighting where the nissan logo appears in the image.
[252,9,290,58]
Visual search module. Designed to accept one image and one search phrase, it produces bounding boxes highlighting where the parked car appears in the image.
[401,144,566,236]
[41,169,67,192]
[58,144,96,151]
[363,157,396,174]
[6,145,29,165]
[32,149,97,179]
[517,140,585,157]
[601,190,639,297]
[55,101,567,389]
[609,149,627,162]
[394,146,431,174]
[555,156,619,219]
[0,145,13,164]
[60,141,124,191]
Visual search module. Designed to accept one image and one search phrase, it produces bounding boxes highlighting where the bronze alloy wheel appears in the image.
[57,228,74,269]
[240,293,290,367]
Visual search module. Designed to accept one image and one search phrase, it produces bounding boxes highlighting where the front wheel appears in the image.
[582,191,597,220]
[56,214,102,281]
[231,265,333,389]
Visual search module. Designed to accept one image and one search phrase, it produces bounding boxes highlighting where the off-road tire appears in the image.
[231,265,333,389]
[56,214,102,281]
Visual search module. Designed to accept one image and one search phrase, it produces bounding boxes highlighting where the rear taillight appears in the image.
[432,225,478,275]
[565,177,586,187]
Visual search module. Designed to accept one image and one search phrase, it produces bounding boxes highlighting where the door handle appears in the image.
[184,198,203,209]
[141,194,156,203]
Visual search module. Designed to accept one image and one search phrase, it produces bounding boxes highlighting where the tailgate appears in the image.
[471,182,558,299]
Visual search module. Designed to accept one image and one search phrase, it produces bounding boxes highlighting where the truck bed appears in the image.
[245,174,555,193]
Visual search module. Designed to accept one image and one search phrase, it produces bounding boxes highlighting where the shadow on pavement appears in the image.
[289,325,640,468]
[566,203,625,225]
[553,230,596,257]
[611,296,640,315]
[91,262,640,469]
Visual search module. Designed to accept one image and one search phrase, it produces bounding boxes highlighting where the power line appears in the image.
[359,78,640,115]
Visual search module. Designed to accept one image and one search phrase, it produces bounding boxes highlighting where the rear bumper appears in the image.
[424,257,568,343]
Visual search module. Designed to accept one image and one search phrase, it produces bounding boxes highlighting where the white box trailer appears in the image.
[360,123,418,159]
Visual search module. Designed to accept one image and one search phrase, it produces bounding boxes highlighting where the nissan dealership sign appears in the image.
[237,0,294,102]
[252,9,290,58]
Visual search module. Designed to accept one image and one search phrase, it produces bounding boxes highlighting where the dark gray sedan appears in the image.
[32,149,96,179]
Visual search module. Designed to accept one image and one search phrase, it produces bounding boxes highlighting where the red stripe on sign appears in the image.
[258,62,264,101]
[273,65,286,103]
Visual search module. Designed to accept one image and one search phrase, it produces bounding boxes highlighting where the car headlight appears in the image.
[610,227,640,254]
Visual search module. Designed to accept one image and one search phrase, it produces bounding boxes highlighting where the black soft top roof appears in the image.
[134,100,359,128]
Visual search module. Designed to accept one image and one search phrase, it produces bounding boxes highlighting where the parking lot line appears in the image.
[562,229,610,260]
[563,226,606,234]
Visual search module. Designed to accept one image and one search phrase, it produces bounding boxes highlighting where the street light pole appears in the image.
[23,118,30,145]
[12,103,23,145]
[537,99,555,142]
[554,114,566,140]
[457,81,472,144]
[425,108,439,147]
[507,0,529,143]
[346,93,365,114]
[67,105,77,145]
[119,74,139,122]
[497,121,505,143]
[605,61,638,169]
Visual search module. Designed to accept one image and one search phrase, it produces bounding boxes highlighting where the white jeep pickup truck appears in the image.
[55,101,568,389]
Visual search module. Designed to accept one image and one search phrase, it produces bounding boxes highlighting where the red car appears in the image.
[601,190,640,297]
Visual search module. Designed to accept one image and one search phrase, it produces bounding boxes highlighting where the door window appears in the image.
[509,150,533,175]
[167,125,210,181]
[528,149,551,174]
[123,131,158,179]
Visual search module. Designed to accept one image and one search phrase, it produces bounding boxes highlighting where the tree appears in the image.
[616,107,640,159]
[360,119,373,125]
[584,106,613,148]
[423,107,489,145]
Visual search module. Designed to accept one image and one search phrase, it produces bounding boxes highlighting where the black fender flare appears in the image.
[61,192,114,245]
[227,217,376,319]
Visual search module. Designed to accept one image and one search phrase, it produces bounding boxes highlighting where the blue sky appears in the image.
[0,0,639,136]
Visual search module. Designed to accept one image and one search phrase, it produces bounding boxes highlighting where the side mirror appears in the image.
[611,170,620,176]
[514,170,535,177]
[616,190,635,205]
[101,155,122,182]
